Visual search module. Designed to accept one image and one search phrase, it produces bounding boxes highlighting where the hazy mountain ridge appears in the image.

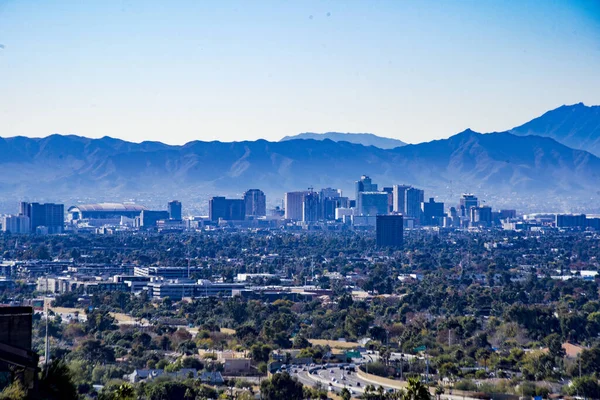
[280,132,407,149]
[510,103,600,156]
[1,104,600,209]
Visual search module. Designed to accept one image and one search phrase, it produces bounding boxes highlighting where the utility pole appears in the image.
[44,298,50,371]
[426,352,430,384]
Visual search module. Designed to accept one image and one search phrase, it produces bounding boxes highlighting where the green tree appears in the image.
[0,381,27,400]
[340,387,352,400]
[568,376,600,399]
[38,359,78,400]
[260,372,304,400]
[403,377,431,400]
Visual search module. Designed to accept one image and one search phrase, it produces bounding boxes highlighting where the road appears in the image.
[289,365,480,400]
[289,365,400,398]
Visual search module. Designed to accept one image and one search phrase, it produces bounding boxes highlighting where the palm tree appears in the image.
[435,385,445,400]
[340,387,352,400]
[402,377,431,400]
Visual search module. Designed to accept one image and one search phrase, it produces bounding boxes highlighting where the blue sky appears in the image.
[1,0,599,144]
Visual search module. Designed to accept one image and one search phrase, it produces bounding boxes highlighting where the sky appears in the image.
[1,0,600,145]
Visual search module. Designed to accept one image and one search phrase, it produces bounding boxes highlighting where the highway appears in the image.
[288,364,479,400]
[289,364,401,397]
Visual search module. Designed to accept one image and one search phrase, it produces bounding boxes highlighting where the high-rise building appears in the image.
[392,185,411,214]
[459,194,479,217]
[376,215,404,248]
[168,200,182,220]
[382,187,394,213]
[470,206,493,226]
[138,210,170,228]
[421,198,445,226]
[405,188,424,219]
[320,187,342,199]
[19,202,64,234]
[284,191,308,220]
[209,197,246,221]
[355,175,378,212]
[318,188,346,220]
[556,214,587,228]
[302,191,320,222]
[358,192,388,216]
[1,215,30,234]
[243,189,266,217]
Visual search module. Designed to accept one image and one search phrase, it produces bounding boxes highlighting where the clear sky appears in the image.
[1,0,599,145]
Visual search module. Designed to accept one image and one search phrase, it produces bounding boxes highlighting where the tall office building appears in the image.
[19,202,64,234]
[1,215,30,234]
[355,175,378,212]
[405,188,425,219]
[209,197,245,221]
[392,185,411,214]
[376,215,404,248]
[459,194,479,217]
[302,191,320,222]
[284,191,308,220]
[382,187,394,213]
[319,188,346,220]
[470,206,493,226]
[358,192,389,216]
[139,210,170,228]
[168,200,182,220]
[320,187,342,199]
[243,189,266,217]
[421,198,445,226]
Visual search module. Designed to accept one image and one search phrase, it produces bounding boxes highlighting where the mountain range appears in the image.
[1,103,599,213]
[280,132,407,149]
[510,103,600,156]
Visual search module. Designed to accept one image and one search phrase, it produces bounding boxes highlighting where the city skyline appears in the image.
[1,1,599,144]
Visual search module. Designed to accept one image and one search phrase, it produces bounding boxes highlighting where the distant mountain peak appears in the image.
[510,102,600,156]
[280,132,406,149]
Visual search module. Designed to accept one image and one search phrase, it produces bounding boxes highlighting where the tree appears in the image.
[292,335,311,349]
[250,344,272,363]
[545,333,565,359]
[403,377,431,400]
[340,387,352,400]
[38,359,78,400]
[0,381,27,400]
[75,339,115,364]
[568,376,600,399]
[260,372,304,400]
[435,386,445,400]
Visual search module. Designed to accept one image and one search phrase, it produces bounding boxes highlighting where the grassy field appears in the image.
[308,339,360,349]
